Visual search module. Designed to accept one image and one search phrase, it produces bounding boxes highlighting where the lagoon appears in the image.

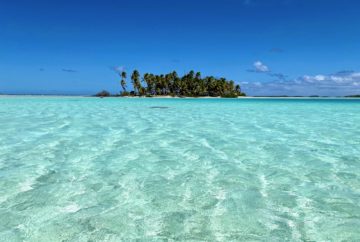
[0,97,359,241]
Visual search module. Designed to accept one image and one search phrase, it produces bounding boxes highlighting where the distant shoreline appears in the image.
[1,94,359,99]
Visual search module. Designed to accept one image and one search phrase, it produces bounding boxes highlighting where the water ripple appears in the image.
[0,97,359,240]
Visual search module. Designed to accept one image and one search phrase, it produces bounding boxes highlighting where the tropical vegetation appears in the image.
[345,94,360,98]
[111,70,245,97]
[95,90,111,97]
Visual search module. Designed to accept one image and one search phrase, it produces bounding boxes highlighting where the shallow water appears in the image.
[0,97,359,241]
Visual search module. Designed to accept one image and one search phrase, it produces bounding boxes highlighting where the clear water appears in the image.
[0,97,359,241]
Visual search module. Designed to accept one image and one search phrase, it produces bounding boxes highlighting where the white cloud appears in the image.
[254,61,270,72]
[299,72,360,85]
[242,71,360,96]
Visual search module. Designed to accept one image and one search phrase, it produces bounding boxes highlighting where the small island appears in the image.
[96,70,246,98]
[345,95,360,98]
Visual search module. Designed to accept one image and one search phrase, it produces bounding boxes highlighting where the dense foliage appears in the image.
[95,90,111,97]
[117,70,245,97]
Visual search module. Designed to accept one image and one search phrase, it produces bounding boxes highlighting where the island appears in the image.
[96,70,246,98]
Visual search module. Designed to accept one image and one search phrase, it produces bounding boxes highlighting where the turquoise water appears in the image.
[0,97,359,241]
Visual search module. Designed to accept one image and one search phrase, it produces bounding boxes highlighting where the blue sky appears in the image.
[1,0,359,96]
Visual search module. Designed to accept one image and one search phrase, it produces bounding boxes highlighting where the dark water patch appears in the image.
[149,106,170,109]
[36,170,58,184]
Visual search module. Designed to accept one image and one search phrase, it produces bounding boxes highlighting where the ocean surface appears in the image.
[0,96,359,241]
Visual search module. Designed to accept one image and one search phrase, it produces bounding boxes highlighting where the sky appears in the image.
[1,0,360,96]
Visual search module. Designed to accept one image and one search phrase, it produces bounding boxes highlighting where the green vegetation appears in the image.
[109,70,245,98]
[120,71,127,92]
[345,94,360,98]
[95,90,111,97]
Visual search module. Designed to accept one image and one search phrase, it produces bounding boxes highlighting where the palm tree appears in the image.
[120,71,127,92]
[228,80,235,94]
[143,73,154,95]
[172,71,180,95]
[161,74,167,95]
[139,87,146,96]
[109,69,245,97]
[195,71,201,80]
[131,70,140,95]
[235,84,241,94]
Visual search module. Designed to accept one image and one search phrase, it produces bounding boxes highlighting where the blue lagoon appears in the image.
[0,97,359,241]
